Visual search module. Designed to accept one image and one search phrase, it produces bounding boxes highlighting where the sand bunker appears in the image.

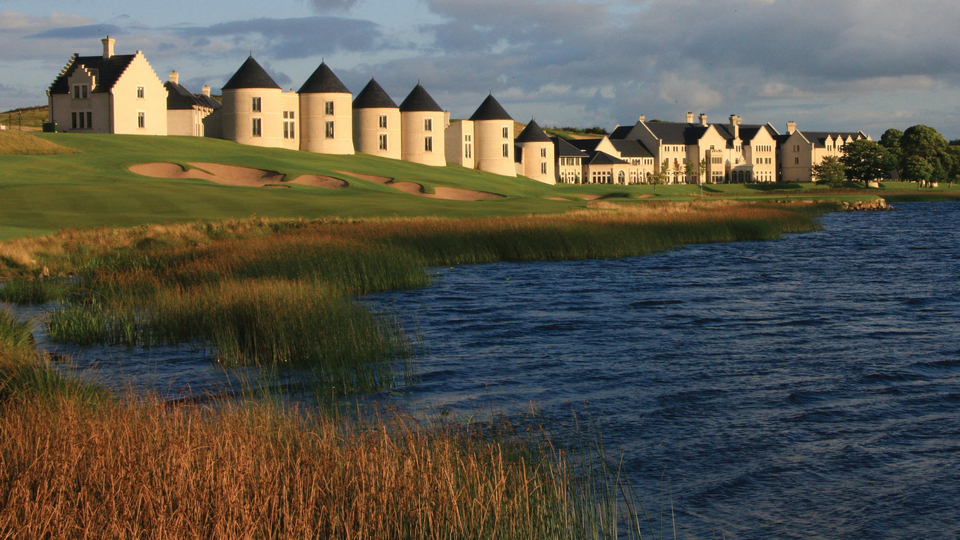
[578,194,604,201]
[548,197,574,201]
[290,175,348,189]
[131,162,284,187]
[336,170,503,201]
[132,163,349,190]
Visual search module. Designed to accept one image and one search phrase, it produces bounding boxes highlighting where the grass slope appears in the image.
[3,132,958,240]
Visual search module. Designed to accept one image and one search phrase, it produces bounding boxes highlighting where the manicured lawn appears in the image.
[3,132,958,240]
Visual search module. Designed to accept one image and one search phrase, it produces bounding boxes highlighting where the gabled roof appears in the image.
[567,139,601,153]
[353,78,397,109]
[49,53,137,95]
[399,83,443,112]
[165,81,205,110]
[610,139,655,159]
[609,125,634,139]
[737,124,779,143]
[196,94,222,110]
[587,151,628,166]
[469,94,513,121]
[643,122,708,145]
[222,56,281,90]
[801,131,866,148]
[551,136,587,158]
[298,62,350,94]
[515,119,551,143]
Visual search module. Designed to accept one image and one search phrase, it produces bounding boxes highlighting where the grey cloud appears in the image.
[27,24,125,39]
[306,0,361,11]
[175,16,382,60]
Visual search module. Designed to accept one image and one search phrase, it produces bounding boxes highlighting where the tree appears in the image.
[901,155,934,184]
[879,128,904,178]
[839,139,890,183]
[812,156,846,187]
[684,160,695,184]
[659,159,671,185]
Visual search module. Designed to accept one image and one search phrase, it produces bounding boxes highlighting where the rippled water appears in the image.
[8,202,960,538]
[366,201,960,539]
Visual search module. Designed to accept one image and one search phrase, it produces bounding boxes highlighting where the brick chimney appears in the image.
[102,36,115,59]
[169,71,179,85]
[699,113,708,126]
[786,121,796,135]
[686,111,694,123]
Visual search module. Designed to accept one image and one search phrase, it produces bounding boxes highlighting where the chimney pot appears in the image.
[102,36,115,59]
[699,113,708,127]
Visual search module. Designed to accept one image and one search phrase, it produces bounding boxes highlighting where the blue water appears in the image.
[8,202,960,537]
[365,201,960,539]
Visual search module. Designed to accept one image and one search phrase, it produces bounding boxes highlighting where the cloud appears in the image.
[175,16,383,60]
[306,0,361,11]
[27,23,124,39]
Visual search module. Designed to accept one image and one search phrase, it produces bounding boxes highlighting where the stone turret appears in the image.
[298,61,354,154]
[399,83,446,166]
[352,78,400,159]
[515,119,555,184]
[469,94,516,177]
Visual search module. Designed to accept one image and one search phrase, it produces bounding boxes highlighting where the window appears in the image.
[502,127,509,139]
[73,85,88,99]
[252,97,261,112]
[325,121,335,139]
[502,143,509,158]
[794,157,799,164]
[252,118,261,137]
[86,112,92,129]
[324,101,334,115]
[379,115,388,129]
[138,112,145,129]
[379,133,388,150]
[283,111,295,139]
[541,163,548,175]
[424,118,433,132]
[793,145,800,152]
[618,171,626,184]
[540,148,547,158]
[73,86,79,99]
[137,86,144,99]
[465,143,472,159]
[71,112,77,129]
[465,134,472,142]
[425,136,433,152]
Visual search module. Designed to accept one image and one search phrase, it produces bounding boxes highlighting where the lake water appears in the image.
[12,201,960,538]
[366,201,960,539]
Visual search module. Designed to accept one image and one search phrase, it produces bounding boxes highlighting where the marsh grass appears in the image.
[0,277,69,304]
[0,377,653,539]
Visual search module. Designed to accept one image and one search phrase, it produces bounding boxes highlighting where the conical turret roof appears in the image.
[469,94,512,121]
[399,83,443,113]
[353,78,397,109]
[516,119,551,143]
[222,56,281,90]
[298,62,350,94]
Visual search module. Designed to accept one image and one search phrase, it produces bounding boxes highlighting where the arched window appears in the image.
[618,171,626,184]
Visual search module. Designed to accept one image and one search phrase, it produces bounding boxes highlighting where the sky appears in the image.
[3,0,960,139]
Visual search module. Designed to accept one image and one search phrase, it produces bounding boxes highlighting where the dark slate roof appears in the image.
[469,94,512,121]
[165,81,204,110]
[196,93,222,110]
[551,136,587,158]
[587,151,628,166]
[609,125,633,139]
[222,56,280,90]
[353,78,397,109]
[801,131,865,148]
[49,54,137,95]
[515,119,551,143]
[610,139,654,158]
[298,62,350,94]
[567,139,601,153]
[644,122,707,145]
[399,83,443,112]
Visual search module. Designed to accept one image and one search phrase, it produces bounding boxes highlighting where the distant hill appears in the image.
[1,106,48,131]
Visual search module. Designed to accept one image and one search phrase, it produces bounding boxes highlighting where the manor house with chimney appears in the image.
[48,38,870,186]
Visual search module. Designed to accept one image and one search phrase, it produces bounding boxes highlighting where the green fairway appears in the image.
[3,132,958,240]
